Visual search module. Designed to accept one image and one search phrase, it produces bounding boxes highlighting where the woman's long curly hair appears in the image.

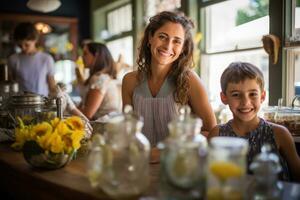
[136,11,195,105]
[84,42,117,85]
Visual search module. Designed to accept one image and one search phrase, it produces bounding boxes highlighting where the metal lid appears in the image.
[11,94,44,106]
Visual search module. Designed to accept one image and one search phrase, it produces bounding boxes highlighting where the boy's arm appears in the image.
[273,124,300,182]
[207,126,220,141]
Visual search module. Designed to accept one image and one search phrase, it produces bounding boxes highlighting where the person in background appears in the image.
[7,22,56,96]
[76,42,121,120]
[208,62,300,182]
[122,11,216,147]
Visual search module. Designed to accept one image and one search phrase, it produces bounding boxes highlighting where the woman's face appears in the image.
[82,45,95,69]
[148,22,185,68]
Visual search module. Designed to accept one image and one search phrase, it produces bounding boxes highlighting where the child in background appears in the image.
[208,62,300,182]
[8,22,56,96]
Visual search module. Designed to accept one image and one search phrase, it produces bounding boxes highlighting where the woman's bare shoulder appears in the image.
[122,70,140,92]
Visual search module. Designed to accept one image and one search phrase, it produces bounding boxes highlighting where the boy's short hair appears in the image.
[13,22,39,42]
[220,62,265,94]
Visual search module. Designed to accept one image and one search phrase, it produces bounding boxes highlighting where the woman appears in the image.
[122,11,216,146]
[77,42,121,120]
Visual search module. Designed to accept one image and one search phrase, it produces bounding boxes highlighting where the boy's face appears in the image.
[220,78,266,123]
[18,39,37,54]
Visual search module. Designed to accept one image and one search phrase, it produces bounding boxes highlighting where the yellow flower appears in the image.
[49,131,65,153]
[65,116,85,131]
[71,130,85,150]
[12,126,30,150]
[37,131,53,151]
[65,42,73,51]
[50,118,60,129]
[56,120,72,136]
[12,116,85,154]
[31,122,52,138]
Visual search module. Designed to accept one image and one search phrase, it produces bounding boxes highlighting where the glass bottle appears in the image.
[248,144,283,200]
[158,106,207,200]
[87,105,150,199]
[207,137,248,200]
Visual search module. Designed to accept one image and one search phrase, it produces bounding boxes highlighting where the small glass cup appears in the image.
[207,137,248,200]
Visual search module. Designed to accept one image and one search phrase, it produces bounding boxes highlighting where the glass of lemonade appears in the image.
[207,137,248,200]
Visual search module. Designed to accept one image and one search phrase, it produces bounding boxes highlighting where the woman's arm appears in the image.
[121,71,138,110]
[188,71,217,135]
[273,124,300,181]
[208,126,220,140]
[81,89,104,119]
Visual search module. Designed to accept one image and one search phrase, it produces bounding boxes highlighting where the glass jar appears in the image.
[207,137,248,200]
[87,105,150,198]
[249,144,283,200]
[9,94,44,125]
[158,106,207,200]
[39,97,58,121]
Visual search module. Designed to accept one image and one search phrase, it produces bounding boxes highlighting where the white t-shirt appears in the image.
[8,51,55,96]
[79,73,121,119]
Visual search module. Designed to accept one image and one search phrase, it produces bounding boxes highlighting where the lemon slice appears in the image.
[210,161,243,182]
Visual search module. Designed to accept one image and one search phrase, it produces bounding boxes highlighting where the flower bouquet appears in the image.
[12,116,86,169]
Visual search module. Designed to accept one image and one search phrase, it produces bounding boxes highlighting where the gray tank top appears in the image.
[133,75,179,146]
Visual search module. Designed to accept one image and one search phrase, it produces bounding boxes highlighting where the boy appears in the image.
[8,22,56,96]
[209,62,300,182]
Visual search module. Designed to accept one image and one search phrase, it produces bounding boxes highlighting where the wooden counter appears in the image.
[0,142,300,200]
[0,142,159,200]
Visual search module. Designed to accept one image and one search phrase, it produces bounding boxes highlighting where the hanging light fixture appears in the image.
[27,0,61,13]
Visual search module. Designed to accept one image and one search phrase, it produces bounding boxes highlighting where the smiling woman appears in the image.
[122,11,217,147]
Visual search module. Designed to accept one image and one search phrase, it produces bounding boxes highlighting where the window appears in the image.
[93,2,133,81]
[107,4,132,37]
[144,0,181,23]
[285,0,300,104]
[200,0,270,116]
[295,0,300,35]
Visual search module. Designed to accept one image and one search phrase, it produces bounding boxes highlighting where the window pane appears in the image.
[107,4,132,36]
[106,36,133,80]
[203,0,269,52]
[293,48,300,95]
[201,49,269,109]
[296,0,300,29]
[144,0,181,23]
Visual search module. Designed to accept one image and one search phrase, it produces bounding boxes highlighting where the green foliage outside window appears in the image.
[236,0,269,26]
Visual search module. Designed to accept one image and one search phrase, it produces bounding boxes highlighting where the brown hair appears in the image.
[84,42,117,85]
[136,11,195,104]
[220,62,265,94]
[13,22,39,42]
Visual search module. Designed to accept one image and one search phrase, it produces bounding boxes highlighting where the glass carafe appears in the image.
[248,144,283,200]
[158,106,207,200]
[207,137,248,200]
[87,105,150,199]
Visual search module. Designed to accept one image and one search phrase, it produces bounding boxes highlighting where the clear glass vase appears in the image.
[87,105,150,199]
[158,106,207,200]
[207,137,248,200]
